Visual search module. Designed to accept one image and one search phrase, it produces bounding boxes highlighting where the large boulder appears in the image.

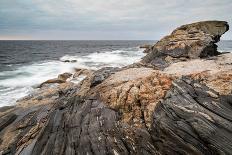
[142,21,229,69]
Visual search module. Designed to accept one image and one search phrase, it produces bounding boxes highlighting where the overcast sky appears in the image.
[0,0,231,40]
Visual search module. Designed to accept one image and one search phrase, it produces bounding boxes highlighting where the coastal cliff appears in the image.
[0,21,231,155]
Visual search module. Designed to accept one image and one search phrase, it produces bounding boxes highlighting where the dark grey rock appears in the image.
[151,77,232,155]
[90,67,121,87]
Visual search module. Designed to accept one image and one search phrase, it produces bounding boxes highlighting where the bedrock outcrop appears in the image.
[0,21,231,155]
[141,21,229,69]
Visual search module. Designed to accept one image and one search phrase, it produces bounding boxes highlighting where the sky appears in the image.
[0,0,231,40]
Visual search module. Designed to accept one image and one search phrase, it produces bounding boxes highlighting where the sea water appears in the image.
[0,40,231,107]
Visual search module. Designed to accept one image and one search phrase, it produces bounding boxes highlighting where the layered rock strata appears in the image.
[0,21,231,155]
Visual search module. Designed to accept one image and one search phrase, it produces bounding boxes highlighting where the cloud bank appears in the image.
[0,0,231,40]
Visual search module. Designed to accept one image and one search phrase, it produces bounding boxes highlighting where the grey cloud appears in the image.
[0,0,231,40]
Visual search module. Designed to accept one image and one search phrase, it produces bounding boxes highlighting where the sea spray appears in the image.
[0,47,145,107]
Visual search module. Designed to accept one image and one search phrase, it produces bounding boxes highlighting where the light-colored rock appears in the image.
[141,21,229,69]
[58,72,73,80]
[39,72,72,88]
[164,53,232,75]
[92,68,173,128]
[73,68,93,78]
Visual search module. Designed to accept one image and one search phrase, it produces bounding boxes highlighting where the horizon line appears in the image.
[0,39,157,41]
[0,39,231,41]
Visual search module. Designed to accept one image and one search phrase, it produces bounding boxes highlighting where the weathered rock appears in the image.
[0,21,231,155]
[58,72,73,80]
[89,67,121,87]
[0,113,17,132]
[77,67,121,96]
[140,44,152,53]
[140,44,152,49]
[163,53,232,76]
[94,68,173,128]
[39,72,72,88]
[142,21,229,69]
[151,77,232,154]
[1,59,231,154]
[73,68,94,78]
[0,106,15,113]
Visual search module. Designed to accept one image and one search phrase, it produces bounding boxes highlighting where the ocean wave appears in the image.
[0,61,78,87]
[0,86,34,107]
[60,48,145,69]
[0,48,145,107]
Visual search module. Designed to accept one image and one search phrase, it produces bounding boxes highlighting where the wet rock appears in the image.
[61,60,77,63]
[39,72,72,88]
[39,79,66,88]
[73,68,93,78]
[71,60,77,63]
[58,72,73,81]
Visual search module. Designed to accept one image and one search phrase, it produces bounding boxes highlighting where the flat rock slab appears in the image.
[164,53,232,75]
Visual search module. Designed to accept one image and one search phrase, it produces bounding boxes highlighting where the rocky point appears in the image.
[0,21,231,155]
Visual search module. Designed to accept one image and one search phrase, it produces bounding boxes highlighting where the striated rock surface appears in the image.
[0,21,231,155]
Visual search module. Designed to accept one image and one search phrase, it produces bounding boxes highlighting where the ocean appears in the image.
[0,40,231,107]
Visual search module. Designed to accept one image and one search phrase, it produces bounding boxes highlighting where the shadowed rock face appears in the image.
[142,21,229,69]
[0,21,231,155]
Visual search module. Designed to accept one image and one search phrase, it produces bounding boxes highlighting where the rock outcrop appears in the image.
[38,72,72,88]
[61,60,77,63]
[0,21,231,155]
[142,21,229,69]
[139,44,152,52]
[73,68,94,78]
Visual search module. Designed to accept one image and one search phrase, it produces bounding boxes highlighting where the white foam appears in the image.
[0,61,78,87]
[218,49,232,53]
[0,86,33,107]
[0,48,145,107]
[60,48,145,69]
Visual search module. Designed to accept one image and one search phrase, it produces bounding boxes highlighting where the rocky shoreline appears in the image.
[0,21,232,155]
